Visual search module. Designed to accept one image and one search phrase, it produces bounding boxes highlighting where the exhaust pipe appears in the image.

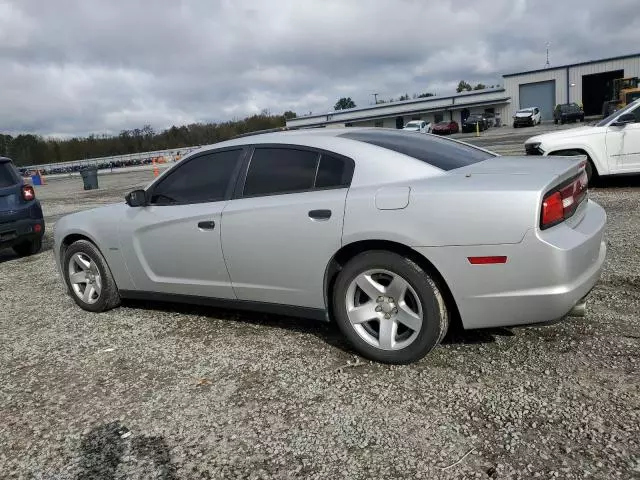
[568,298,587,317]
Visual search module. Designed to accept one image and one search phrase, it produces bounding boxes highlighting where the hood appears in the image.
[403,126,419,131]
[526,125,602,144]
[59,202,127,224]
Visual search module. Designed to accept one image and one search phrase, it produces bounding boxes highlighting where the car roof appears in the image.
[0,157,13,163]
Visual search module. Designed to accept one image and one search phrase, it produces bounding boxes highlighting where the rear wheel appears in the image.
[332,251,449,364]
[63,240,121,312]
[13,237,42,257]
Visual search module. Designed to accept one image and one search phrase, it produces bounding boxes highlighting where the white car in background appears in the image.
[403,120,432,133]
[524,98,640,183]
[513,107,542,128]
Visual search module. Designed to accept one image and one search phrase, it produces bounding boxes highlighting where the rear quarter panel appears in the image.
[342,174,540,248]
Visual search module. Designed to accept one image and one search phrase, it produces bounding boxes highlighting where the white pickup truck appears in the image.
[524,98,640,183]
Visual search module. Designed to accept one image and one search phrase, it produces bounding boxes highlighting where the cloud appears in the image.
[0,0,638,136]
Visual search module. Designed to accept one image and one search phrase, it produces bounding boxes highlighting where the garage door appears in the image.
[519,80,556,121]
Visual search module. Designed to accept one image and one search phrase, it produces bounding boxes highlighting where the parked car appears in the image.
[54,128,607,365]
[403,120,432,133]
[513,107,542,128]
[554,103,585,124]
[0,157,45,256]
[524,98,640,183]
[461,115,488,133]
[431,120,459,135]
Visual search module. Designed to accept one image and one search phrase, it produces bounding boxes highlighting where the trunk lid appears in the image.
[453,155,589,228]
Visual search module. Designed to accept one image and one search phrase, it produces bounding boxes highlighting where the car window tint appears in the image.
[631,105,640,122]
[0,162,18,188]
[243,148,318,196]
[150,149,241,205]
[340,129,495,171]
[315,154,350,188]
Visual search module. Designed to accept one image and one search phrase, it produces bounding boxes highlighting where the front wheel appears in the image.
[332,251,449,364]
[63,240,121,312]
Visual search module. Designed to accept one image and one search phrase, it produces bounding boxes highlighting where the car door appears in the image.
[221,145,354,309]
[118,148,245,298]
[605,104,640,172]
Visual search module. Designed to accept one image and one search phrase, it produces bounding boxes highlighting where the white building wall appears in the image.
[504,56,640,120]
[504,69,567,120]
[568,57,640,104]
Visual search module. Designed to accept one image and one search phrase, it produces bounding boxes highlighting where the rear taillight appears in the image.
[22,185,35,201]
[540,169,588,229]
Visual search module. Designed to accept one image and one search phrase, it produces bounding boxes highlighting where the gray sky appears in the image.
[1,0,638,137]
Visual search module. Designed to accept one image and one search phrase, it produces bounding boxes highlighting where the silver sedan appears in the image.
[54,128,607,364]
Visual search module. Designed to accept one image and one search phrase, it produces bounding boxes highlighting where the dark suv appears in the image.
[0,157,45,256]
[553,103,585,124]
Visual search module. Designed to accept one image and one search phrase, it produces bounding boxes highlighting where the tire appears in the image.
[63,240,121,312]
[332,250,449,364]
[513,123,517,128]
[554,119,558,125]
[13,237,42,257]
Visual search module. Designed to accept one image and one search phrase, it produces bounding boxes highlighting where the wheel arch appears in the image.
[546,147,603,175]
[323,239,462,329]
[59,231,104,262]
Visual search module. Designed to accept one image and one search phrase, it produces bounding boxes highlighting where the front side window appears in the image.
[149,149,242,205]
[243,148,318,197]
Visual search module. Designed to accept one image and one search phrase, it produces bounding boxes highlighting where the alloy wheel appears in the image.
[68,252,102,304]
[345,269,423,351]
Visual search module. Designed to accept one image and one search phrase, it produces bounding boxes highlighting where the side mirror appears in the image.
[125,189,147,207]
[612,113,636,127]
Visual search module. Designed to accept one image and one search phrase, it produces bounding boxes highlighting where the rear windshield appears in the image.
[0,161,18,188]
[340,129,496,171]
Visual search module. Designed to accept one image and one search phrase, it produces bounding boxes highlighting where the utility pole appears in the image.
[372,93,379,105]
[545,42,551,68]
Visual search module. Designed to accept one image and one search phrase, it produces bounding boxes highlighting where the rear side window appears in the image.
[0,162,18,188]
[150,149,242,205]
[243,148,318,196]
[315,154,352,188]
[340,130,495,171]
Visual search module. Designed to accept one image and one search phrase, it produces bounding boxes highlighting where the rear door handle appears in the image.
[308,209,332,220]
[197,220,216,230]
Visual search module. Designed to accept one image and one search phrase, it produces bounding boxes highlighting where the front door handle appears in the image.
[308,209,332,220]
[198,220,216,230]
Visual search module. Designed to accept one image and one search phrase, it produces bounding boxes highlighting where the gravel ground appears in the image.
[1,165,639,479]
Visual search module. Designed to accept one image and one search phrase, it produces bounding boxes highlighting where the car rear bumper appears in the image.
[413,199,607,329]
[0,217,45,248]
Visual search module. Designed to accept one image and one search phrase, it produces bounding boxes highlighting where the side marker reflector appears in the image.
[468,256,507,265]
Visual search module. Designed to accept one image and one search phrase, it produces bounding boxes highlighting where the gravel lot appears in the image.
[1,153,639,479]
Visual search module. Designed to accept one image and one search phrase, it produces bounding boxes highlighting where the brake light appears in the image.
[21,185,35,201]
[540,169,588,229]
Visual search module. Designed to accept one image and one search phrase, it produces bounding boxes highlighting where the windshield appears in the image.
[466,116,481,121]
[404,122,420,128]
[516,109,533,114]
[596,100,640,127]
[435,121,450,126]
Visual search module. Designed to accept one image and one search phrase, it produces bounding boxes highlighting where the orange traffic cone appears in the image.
[153,157,159,177]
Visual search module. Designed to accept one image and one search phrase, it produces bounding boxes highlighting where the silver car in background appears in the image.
[54,128,606,364]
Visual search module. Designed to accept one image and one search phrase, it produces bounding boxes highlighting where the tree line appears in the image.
[0,110,297,167]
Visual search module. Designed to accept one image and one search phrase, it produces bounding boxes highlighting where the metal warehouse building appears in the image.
[286,52,640,129]
[503,53,640,121]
